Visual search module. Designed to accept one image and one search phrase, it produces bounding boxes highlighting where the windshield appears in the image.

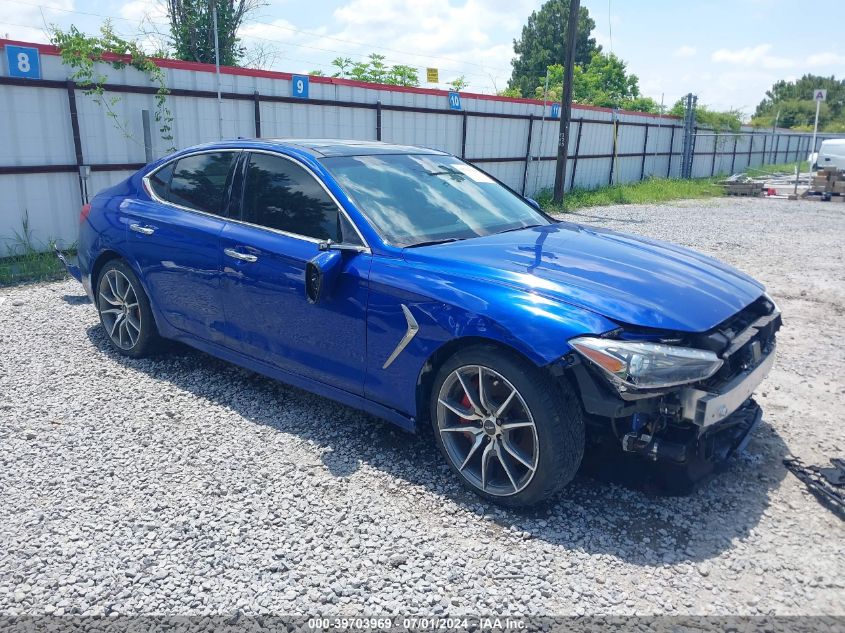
[320,153,551,247]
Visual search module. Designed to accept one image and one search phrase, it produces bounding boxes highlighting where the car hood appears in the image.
[402,222,764,333]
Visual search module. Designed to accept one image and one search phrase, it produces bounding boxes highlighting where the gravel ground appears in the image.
[1,196,843,617]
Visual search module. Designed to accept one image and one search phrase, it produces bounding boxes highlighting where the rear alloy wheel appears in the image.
[431,346,584,506]
[97,260,159,357]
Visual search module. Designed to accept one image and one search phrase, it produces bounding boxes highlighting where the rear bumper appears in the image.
[54,245,81,282]
[55,246,94,301]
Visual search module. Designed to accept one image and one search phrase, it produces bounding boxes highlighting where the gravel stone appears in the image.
[0,197,843,616]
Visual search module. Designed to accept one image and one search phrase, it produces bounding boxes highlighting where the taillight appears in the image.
[80,203,91,223]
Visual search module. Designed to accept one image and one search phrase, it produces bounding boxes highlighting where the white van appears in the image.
[814,139,845,170]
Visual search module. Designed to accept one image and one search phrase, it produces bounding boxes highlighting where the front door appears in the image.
[219,151,371,395]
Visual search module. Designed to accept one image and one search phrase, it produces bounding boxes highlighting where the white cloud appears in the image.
[120,0,168,24]
[673,45,696,58]
[239,19,302,44]
[711,44,796,69]
[0,0,73,42]
[806,52,845,67]
[316,0,536,91]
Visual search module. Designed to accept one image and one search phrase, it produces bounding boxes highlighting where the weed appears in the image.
[537,177,724,213]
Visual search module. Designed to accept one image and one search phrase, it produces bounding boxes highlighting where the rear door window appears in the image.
[157,152,238,216]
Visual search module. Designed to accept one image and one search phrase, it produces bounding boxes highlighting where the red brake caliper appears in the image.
[459,382,476,441]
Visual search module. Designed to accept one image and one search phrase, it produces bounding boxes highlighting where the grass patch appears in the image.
[1,210,72,287]
[0,250,70,287]
[537,177,724,213]
[744,161,809,177]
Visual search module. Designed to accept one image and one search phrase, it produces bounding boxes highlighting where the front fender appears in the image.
[363,257,617,418]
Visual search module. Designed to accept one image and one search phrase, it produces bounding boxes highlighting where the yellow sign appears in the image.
[426,68,439,83]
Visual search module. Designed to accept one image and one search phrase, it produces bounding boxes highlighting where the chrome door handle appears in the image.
[130,223,156,235]
[224,248,258,263]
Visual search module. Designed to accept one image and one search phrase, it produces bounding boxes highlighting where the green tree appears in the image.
[331,54,420,87]
[669,99,743,132]
[331,56,353,78]
[387,64,420,87]
[508,0,600,98]
[531,52,658,113]
[751,75,844,131]
[166,0,264,66]
[497,87,523,98]
[448,75,469,91]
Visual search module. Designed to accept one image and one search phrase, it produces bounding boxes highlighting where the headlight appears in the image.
[763,292,780,315]
[570,336,723,390]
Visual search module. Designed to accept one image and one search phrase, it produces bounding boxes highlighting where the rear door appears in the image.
[123,150,239,341]
[219,150,371,395]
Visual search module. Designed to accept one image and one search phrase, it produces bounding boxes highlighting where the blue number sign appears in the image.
[448,91,462,111]
[5,45,41,80]
[551,103,561,119]
[292,74,309,99]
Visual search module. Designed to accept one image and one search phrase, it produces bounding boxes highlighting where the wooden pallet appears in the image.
[723,182,763,196]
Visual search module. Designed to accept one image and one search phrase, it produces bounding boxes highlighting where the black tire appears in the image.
[96,258,160,358]
[430,344,584,507]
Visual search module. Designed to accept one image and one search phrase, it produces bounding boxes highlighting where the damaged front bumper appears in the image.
[567,321,777,470]
[679,342,776,427]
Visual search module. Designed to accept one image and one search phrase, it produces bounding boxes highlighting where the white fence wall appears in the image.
[0,40,834,250]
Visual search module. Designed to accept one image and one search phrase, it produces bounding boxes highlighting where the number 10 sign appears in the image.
[5,45,41,80]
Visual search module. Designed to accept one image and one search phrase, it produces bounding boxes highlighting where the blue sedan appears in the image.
[63,139,780,506]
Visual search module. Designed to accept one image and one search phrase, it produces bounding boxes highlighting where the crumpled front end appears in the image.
[563,294,781,484]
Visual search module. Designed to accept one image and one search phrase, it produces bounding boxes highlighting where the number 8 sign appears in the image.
[292,74,309,99]
[5,45,41,80]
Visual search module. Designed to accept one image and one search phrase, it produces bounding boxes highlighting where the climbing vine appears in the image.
[50,22,174,151]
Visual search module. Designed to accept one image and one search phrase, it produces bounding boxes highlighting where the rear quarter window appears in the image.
[147,162,174,199]
[157,152,237,216]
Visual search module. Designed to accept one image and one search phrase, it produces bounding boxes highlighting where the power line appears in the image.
[2,16,504,94]
[4,0,511,81]
[244,16,512,75]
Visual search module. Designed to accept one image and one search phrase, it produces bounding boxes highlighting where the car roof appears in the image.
[261,138,448,158]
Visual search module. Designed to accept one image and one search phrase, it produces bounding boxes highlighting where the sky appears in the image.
[2,0,844,118]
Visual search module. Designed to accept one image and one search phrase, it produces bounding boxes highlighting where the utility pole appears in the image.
[212,2,223,140]
[769,109,779,163]
[532,68,551,195]
[552,0,580,204]
[811,89,826,155]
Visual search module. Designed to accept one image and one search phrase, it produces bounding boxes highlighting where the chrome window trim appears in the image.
[143,148,371,252]
[244,149,370,250]
[143,148,242,219]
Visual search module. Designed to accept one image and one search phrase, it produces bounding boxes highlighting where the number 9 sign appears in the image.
[5,45,41,80]
[292,74,309,99]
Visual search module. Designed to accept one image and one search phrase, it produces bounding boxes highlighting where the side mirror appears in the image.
[305,250,343,304]
[525,197,541,211]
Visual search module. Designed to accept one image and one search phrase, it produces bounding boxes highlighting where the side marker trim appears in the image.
[382,304,419,369]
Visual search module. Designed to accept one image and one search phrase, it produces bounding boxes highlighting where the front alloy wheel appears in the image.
[437,365,539,496]
[431,345,585,506]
